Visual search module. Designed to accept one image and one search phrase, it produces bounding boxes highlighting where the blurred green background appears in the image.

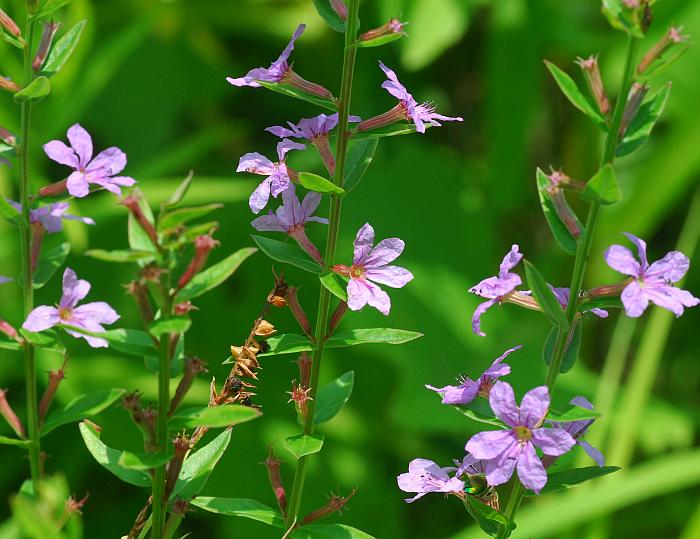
[1,0,699,537]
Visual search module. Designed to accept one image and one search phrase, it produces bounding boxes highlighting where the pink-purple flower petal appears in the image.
[488,380,519,427]
[531,427,575,456]
[519,385,550,429]
[517,442,547,493]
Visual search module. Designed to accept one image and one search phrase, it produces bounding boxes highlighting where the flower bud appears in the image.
[286,286,312,336]
[296,352,312,389]
[638,26,688,74]
[165,435,191,500]
[174,301,197,315]
[39,356,68,423]
[282,70,334,99]
[575,55,610,116]
[287,380,313,422]
[32,22,60,72]
[357,104,406,133]
[330,0,348,20]
[126,280,154,327]
[358,18,407,43]
[0,9,21,37]
[264,449,287,515]
[0,320,20,342]
[122,193,159,247]
[177,235,219,290]
[0,389,25,439]
[0,76,21,94]
[301,489,357,525]
[39,179,68,198]
[619,82,650,137]
[168,356,207,415]
[0,127,16,148]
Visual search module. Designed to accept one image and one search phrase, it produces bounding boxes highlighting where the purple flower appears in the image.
[7,199,94,233]
[550,287,608,319]
[226,24,332,98]
[465,381,576,493]
[333,223,413,316]
[469,245,523,337]
[605,233,699,317]
[251,185,328,262]
[237,139,305,214]
[358,62,462,134]
[0,276,10,285]
[23,268,119,348]
[548,396,605,467]
[397,458,465,503]
[43,124,136,198]
[426,345,521,405]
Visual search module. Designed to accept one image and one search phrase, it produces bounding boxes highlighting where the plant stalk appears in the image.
[284,0,360,529]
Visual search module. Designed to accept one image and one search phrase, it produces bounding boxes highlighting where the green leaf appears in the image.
[290,524,376,539]
[313,371,354,425]
[78,422,151,487]
[601,0,644,38]
[526,466,621,496]
[60,326,156,356]
[18,328,64,352]
[171,430,231,500]
[616,84,671,158]
[174,247,257,303]
[0,196,20,223]
[582,164,621,205]
[13,76,51,103]
[547,405,601,423]
[258,81,336,111]
[579,296,623,312]
[344,138,378,192]
[465,496,514,537]
[1,28,24,49]
[544,61,607,130]
[535,168,581,255]
[148,316,191,337]
[118,450,172,471]
[163,170,194,209]
[37,0,72,18]
[10,493,64,539]
[355,33,404,48]
[283,434,324,459]
[350,123,421,140]
[299,172,345,197]
[41,388,126,436]
[326,328,423,348]
[523,260,569,330]
[312,0,346,33]
[158,203,223,232]
[542,321,582,374]
[319,272,347,302]
[42,20,86,75]
[169,405,261,430]
[455,399,506,428]
[251,333,313,358]
[0,435,30,447]
[32,242,69,289]
[84,249,155,263]
[252,235,322,274]
[190,497,284,528]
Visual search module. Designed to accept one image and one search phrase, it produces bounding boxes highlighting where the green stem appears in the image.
[284,1,360,529]
[495,34,640,538]
[19,13,40,496]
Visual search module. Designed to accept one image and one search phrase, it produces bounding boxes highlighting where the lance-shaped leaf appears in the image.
[284,434,325,459]
[258,81,337,111]
[544,61,607,131]
[163,170,194,209]
[174,247,257,303]
[601,0,644,38]
[78,421,151,487]
[148,316,191,338]
[313,371,354,425]
[0,196,20,223]
[582,164,621,205]
[319,272,348,302]
[579,296,623,312]
[455,398,507,428]
[523,260,569,330]
[290,524,377,539]
[344,138,378,192]
[41,388,126,436]
[157,203,223,233]
[542,321,582,374]
[299,172,345,197]
[33,242,70,289]
[37,0,72,18]
[525,466,621,496]
[170,429,231,500]
[350,124,422,140]
[312,0,346,33]
[355,33,404,48]
[616,83,671,158]
[0,436,30,447]
[118,450,172,471]
[13,76,51,103]
[252,235,322,274]
[60,326,156,356]
[547,405,601,423]
[246,333,313,359]
[190,497,284,528]
[84,249,155,263]
[42,20,86,75]
[326,328,423,348]
[169,405,261,430]
[1,28,24,49]
[465,497,514,537]
[535,168,582,255]
[18,329,64,352]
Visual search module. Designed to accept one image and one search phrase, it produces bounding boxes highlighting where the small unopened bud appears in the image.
[638,26,688,74]
[0,389,25,439]
[141,263,166,284]
[0,9,21,37]
[620,82,650,137]
[575,55,610,116]
[358,18,407,43]
[546,169,585,192]
[286,286,311,336]
[169,356,207,415]
[39,179,68,198]
[174,301,197,315]
[56,493,89,528]
[0,76,21,94]
[330,0,348,20]
[328,301,348,335]
[122,194,159,247]
[165,435,191,500]
[122,392,156,450]
[0,320,20,342]
[254,319,276,337]
[550,189,582,239]
[126,280,154,327]
[33,21,60,72]
[301,489,357,525]
[288,380,313,421]
[178,235,219,289]
[296,353,312,389]
[357,104,406,133]
[311,134,336,177]
[282,70,333,99]
[0,127,16,147]
[39,356,69,423]
[264,449,287,515]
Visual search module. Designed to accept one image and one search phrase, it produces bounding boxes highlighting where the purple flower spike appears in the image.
[605,233,699,318]
[466,381,576,493]
[397,458,465,503]
[237,139,306,214]
[358,62,463,134]
[23,268,119,348]
[426,345,522,405]
[469,245,523,337]
[551,287,608,319]
[7,199,94,233]
[251,185,328,262]
[333,223,413,316]
[548,396,605,467]
[43,124,136,198]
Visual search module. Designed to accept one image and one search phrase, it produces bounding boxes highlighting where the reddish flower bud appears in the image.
[141,263,166,284]
[168,356,207,415]
[330,0,348,21]
[620,82,650,137]
[357,103,407,132]
[33,21,60,72]
[39,179,68,198]
[165,435,192,500]
[287,380,313,421]
[39,356,69,423]
[177,235,219,290]
[575,55,610,116]
[286,286,311,336]
[301,489,357,525]
[328,301,348,335]
[0,320,20,341]
[122,193,159,247]
[282,70,334,99]
[296,352,312,390]
[587,279,632,299]
[358,18,407,43]
[0,9,21,37]
[0,76,21,94]
[0,389,25,439]
[638,26,688,74]
[174,301,197,315]
[264,449,287,515]
[0,127,16,148]
[125,280,154,327]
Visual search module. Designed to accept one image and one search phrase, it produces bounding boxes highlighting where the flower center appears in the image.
[350,265,365,279]
[514,426,532,443]
[58,308,72,321]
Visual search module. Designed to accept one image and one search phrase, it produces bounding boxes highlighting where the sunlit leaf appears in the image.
[169,405,261,430]
[299,172,345,197]
[283,434,324,459]
[313,371,354,425]
[171,429,232,500]
[13,76,51,103]
[582,164,621,205]
[523,260,568,330]
[42,20,87,75]
[191,497,284,528]
[41,388,126,436]
[544,61,607,130]
[252,235,321,274]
